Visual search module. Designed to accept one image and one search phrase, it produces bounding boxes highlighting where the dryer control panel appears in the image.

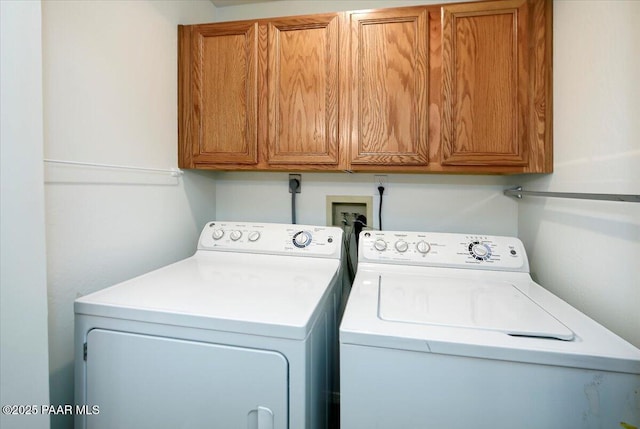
[198,221,343,259]
[359,231,528,272]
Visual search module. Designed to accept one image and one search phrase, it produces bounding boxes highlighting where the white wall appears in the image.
[213,0,518,237]
[0,1,51,428]
[214,0,447,20]
[215,172,517,235]
[518,1,640,348]
[42,2,217,428]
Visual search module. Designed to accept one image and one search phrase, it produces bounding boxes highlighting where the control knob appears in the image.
[416,240,431,254]
[293,231,312,248]
[230,230,243,241]
[469,241,491,260]
[212,229,225,240]
[374,239,387,251]
[248,231,261,242]
[395,240,409,252]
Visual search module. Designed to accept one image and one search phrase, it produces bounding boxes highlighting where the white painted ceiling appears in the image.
[211,0,282,7]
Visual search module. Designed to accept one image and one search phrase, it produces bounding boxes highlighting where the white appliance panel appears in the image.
[75,252,340,340]
[378,273,574,340]
[85,329,287,429]
[360,230,528,271]
[199,221,342,258]
[341,343,640,429]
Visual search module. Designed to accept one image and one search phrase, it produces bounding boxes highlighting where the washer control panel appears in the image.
[199,221,342,258]
[360,230,528,272]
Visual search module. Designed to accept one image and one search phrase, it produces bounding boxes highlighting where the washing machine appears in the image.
[75,221,343,429]
[340,230,640,429]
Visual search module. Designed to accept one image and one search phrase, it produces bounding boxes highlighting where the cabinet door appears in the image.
[441,0,549,168]
[349,8,429,167]
[180,22,258,167]
[266,14,340,166]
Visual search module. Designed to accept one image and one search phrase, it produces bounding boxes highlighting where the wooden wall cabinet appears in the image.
[179,21,258,168]
[348,7,429,168]
[439,0,552,173]
[179,0,552,174]
[265,14,341,168]
[179,14,342,170]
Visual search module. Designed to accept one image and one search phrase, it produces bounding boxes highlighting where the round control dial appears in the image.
[212,229,225,240]
[469,241,491,261]
[230,230,242,241]
[395,240,409,253]
[374,239,387,251]
[248,231,261,242]
[293,231,312,248]
[416,240,431,254]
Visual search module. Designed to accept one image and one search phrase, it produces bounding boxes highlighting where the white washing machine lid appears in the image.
[378,274,574,340]
[75,251,340,340]
[340,266,640,374]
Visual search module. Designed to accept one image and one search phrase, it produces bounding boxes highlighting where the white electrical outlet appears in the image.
[374,175,388,196]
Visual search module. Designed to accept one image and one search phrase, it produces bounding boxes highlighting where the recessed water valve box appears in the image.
[326,196,373,228]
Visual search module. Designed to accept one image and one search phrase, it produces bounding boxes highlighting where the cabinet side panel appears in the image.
[527,0,553,173]
[178,26,193,169]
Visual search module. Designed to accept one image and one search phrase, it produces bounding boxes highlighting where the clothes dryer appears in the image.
[75,222,343,429]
